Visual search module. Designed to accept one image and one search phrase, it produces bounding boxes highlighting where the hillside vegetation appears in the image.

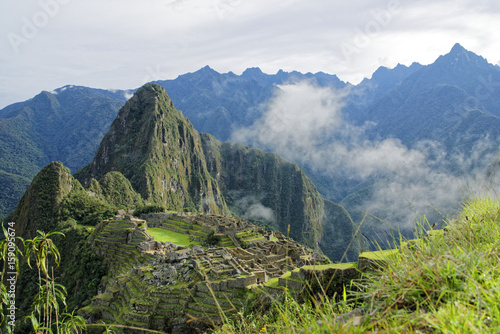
[211,196,500,333]
[0,87,127,217]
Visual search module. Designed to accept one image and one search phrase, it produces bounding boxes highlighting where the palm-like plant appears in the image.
[24,230,64,278]
[31,278,67,323]
[58,311,86,334]
[24,230,65,334]
[25,312,53,334]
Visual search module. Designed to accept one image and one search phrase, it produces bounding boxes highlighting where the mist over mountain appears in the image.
[233,44,500,243]
[2,43,499,249]
[0,67,352,217]
[155,66,346,142]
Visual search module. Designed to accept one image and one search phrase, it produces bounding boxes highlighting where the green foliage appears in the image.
[59,311,87,334]
[133,204,166,216]
[211,288,351,334]
[51,222,108,311]
[58,189,115,226]
[320,200,365,262]
[25,312,52,334]
[16,224,107,333]
[148,227,201,247]
[202,134,358,260]
[74,84,227,216]
[211,196,500,333]
[31,278,67,323]
[203,231,221,247]
[0,170,31,219]
[97,172,144,208]
[11,161,75,238]
[235,236,249,249]
[24,230,65,278]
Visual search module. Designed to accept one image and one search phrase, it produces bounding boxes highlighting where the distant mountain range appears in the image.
[0,86,129,216]
[2,43,500,245]
[10,84,363,264]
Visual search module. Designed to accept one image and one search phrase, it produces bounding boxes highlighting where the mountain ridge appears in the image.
[73,83,362,260]
[2,43,498,239]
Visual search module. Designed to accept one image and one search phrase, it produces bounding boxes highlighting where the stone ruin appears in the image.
[139,212,326,286]
[83,211,331,333]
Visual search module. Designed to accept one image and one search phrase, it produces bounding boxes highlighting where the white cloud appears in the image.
[1,0,500,108]
[233,81,498,232]
[233,195,276,222]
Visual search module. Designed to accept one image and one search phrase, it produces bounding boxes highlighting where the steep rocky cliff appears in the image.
[201,135,325,251]
[75,84,227,214]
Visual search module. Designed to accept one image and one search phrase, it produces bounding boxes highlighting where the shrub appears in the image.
[133,204,166,216]
[203,231,221,247]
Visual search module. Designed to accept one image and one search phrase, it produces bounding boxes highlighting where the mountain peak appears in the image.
[432,43,490,70]
[135,82,169,100]
[75,83,226,214]
[198,65,218,75]
[242,67,263,75]
[450,43,467,54]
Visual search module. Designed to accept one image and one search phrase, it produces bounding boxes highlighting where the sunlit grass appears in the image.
[209,196,500,333]
[148,227,201,247]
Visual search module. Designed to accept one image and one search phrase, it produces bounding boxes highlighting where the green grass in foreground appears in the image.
[148,227,201,247]
[210,196,500,333]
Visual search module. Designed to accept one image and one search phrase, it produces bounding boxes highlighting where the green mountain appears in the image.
[7,161,120,333]
[8,161,118,239]
[75,83,227,215]
[0,64,425,220]
[201,136,324,249]
[0,86,129,217]
[74,83,362,260]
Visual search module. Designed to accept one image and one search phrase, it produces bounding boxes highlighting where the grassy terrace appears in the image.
[279,270,302,282]
[148,227,201,247]
[300,262,357,271]
[263,277,279,288]
[358,248,399,260]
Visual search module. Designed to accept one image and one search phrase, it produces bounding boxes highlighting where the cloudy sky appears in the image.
[1,0,499,108]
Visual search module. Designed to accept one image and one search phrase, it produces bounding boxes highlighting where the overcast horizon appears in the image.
[2,0,499,109]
